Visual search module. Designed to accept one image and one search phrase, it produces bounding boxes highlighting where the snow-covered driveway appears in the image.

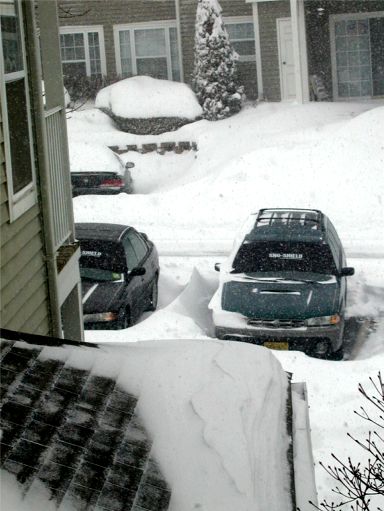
[69,100,384,506]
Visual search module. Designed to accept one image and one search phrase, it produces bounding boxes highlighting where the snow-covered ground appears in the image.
[68,99,384,506]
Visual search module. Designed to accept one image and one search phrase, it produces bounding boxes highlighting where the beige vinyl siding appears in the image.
[59,0,176,76]
[258,0,291,101]
[0,119,51,336]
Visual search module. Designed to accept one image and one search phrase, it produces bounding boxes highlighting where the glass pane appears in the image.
[6,79,33,194]
[357,20,368,34]
[335,37,347,52]
[121,58,132,77]
[1,8,23,73]
[232,40,255,56]
[361,80,372,96]
[348,36,359,51]
[348,52,359,67]
[349,82,361,96]
[338,83,349,97]
[226,22,254,40]
[74,33,83,46]
[335,21,346,36]
[170,27,180,81]
[359,51,370,65]
[346,20,357,35]
[338,68,349,83]
[136,57,168,80]
[336,52,347,67]
[62,61,87,79]
[135,28,166,57]
[349,67,360,81]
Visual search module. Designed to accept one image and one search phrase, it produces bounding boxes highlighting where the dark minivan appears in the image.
[76,223,159,329]
[211,208,354,358]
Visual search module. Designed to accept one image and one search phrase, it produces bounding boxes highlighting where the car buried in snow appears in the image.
[76,223,159,329]
[210,208,355,359]
[70,143,134,197]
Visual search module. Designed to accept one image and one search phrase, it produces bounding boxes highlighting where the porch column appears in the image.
[252,2,264,100]
[290,0,310,102]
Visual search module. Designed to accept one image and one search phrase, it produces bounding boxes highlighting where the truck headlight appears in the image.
[83,312,118,323]
[307,314,340,326]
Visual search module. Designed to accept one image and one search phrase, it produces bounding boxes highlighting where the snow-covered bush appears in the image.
[192,0,244,121]
[95,76,203,134]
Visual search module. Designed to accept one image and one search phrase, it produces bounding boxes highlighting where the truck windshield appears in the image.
[232,241,337,275]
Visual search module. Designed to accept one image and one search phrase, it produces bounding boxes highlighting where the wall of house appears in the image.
[305,0,384,99]
[0,120,51,336]
[179,0,257,98]
[258,0,291,101]
[58,0,258,99]
[59,0,176,77]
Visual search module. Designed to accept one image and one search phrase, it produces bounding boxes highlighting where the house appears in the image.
[0,0,84,341]
[57,0,384,103]
[0,328,318,509]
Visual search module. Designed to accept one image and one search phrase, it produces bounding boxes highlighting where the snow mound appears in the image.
[69,142,122,173]
[95,76,203,119]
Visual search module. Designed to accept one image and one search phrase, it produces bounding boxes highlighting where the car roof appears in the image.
[245,208,326,243]
[75,222,132,242]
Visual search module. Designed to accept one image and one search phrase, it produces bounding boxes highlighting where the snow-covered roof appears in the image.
[95,76,203,120]
[0,331,296,511]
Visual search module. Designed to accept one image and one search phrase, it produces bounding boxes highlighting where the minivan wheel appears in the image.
[118,307,130,329]
[327,346,344,361]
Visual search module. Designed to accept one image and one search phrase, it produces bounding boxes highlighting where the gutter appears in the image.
[291,382,318,508]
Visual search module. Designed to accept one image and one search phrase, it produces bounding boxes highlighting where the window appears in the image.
[114,22,181,81]
[59,26,106,79]
[331,12,384,99]
[0,0,36,221]
[225,17,255,62]
[122,237,139,271]
[129,232,148,262]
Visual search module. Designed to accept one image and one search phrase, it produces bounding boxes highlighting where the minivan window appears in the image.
[232,241,337,274]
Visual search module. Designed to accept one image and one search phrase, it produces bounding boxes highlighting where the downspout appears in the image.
[252,1,264,100]
[175,0,184,82]
[23,0,62,337]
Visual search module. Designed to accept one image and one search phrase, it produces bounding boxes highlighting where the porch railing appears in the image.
[45,107,73,251]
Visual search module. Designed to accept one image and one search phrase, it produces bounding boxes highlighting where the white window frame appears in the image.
[0,0,37,221]
[330,11,384,100]
[59,25,106,77]
[113,20,181,80]
[224,16,256,62]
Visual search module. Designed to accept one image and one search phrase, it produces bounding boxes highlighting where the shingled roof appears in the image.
[0,331,170,511]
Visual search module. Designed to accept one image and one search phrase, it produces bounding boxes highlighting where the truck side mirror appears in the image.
[340,267,354,277]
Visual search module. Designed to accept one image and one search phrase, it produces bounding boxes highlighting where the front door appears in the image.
[277,18,296,101]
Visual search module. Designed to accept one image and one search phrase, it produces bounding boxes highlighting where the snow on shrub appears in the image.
[95,76,203,134]
[192,0,244,121]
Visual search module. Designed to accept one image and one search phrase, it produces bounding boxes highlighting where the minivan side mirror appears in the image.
[214,263,221,272]
[130,267,146,277]
[340,267,355,277]
[125,162,135,169]
[139,232,148,241]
